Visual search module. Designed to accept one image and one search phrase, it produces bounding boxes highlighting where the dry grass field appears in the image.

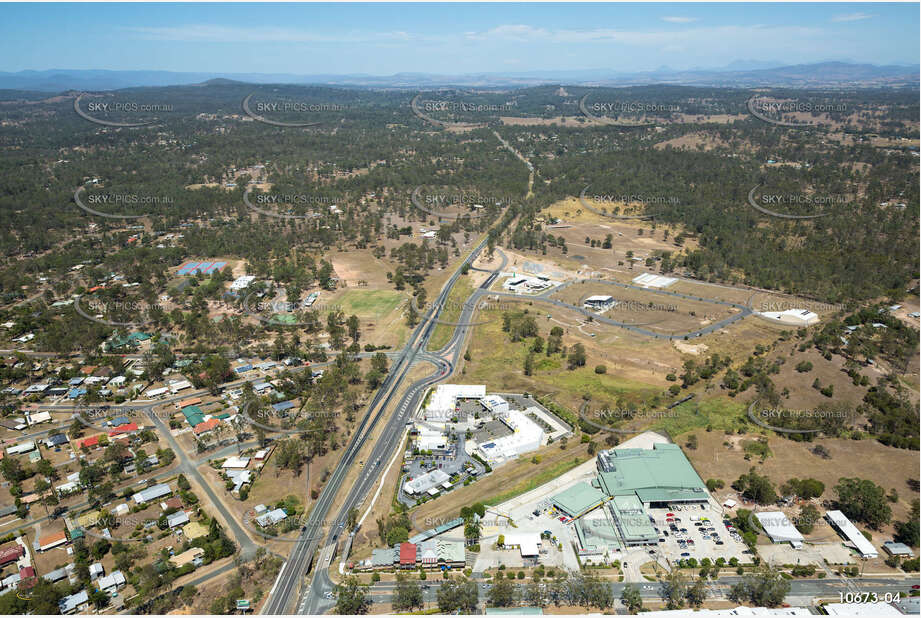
[687,429,919,538]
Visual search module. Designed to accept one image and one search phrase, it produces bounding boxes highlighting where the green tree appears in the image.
[334,575,371,615]
[834,477,893,530]
[728,565,790,607]
[393,574,424,612]
[621,583,643,614]
[660,570,687,610]
[437,577,479,614]
[486,577,518,607]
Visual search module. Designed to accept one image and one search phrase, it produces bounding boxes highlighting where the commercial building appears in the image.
[403,469,450,496]
[423,384,485,421]
[503,532,541,558]
[480,395,510,416]
[759,308,820,327]
[474,409,545,466]
[399,542,417,568]
[825,510,878,558]
[551,482,607,519]
[755,511,804,549]
[583,295,615,311]
[414,427,450,453]
[607,495,658,546]
[595,443,709,507]
[882,541,914,558]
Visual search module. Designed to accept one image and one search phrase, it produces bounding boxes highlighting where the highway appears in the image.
[261,237,494,615]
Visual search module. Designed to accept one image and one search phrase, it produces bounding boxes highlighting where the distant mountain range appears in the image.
[0,61,917,92]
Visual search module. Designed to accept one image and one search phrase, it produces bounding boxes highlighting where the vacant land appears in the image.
[686,430,919,535]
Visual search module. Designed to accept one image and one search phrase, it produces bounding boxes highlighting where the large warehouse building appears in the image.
[473,408,545,466]
[550,439,711,550]
[595,443,709,508]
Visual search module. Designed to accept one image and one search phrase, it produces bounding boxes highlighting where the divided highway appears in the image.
[262,237,492,615]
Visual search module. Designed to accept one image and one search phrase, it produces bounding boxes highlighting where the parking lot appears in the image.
[647,502,749,565]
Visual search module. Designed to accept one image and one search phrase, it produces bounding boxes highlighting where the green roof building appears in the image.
[607,495,658,545]
[595,443,708,507]
[181,405,205,427]
[551,482,607,518]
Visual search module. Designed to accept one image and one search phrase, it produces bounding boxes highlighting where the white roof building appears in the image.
[230,275,256,291]
[423,384,485,421]
[823,602,902,616]
[414,426,449,452]
[474,409,545,466]
[480,395,509,416]
[583,295,615,309]
[27,411,52,425]
[145,386,169,397]
[222,456,250,469]
[758,309,819,327]
[503,532,541,557]
[632,273,678,289]
[6,441,35,455]
[404,469,450,495]
[825,510,878,558]
[169,380,192,393]
[97,570,126,592]
[755,511,804,549]
[255,508,287,527]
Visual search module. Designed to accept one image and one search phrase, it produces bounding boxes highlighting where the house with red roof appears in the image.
[76,435,100,450]
[107,423,138,437]
[0,544,24,567]
[193,418,221,436]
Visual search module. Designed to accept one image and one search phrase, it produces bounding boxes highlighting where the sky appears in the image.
[1,3,918,75]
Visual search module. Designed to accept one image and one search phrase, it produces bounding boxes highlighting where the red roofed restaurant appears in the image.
[399,542,417,568]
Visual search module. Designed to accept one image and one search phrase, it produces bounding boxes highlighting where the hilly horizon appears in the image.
[0,60,917,92]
